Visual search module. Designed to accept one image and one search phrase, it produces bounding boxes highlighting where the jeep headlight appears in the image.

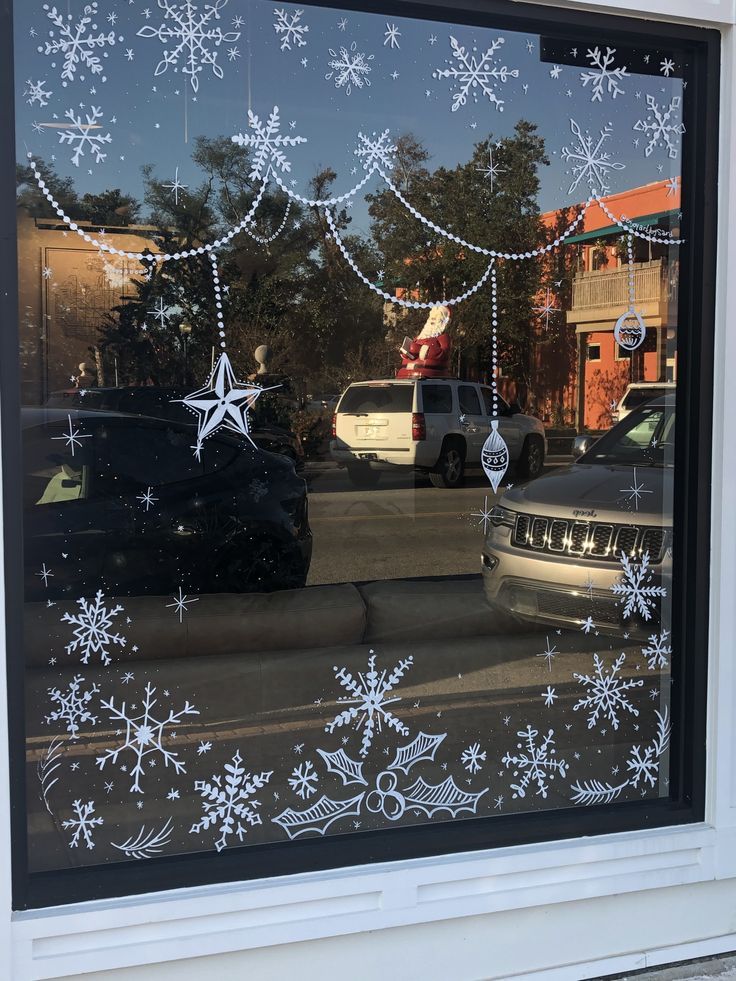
[489,505,516,529]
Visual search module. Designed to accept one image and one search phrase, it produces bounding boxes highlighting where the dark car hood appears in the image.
[501,463,672,525]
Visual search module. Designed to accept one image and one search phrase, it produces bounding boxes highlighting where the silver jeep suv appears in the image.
[481,395,674,637]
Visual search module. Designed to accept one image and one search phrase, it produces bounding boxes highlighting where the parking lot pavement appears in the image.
[305,468,507,586]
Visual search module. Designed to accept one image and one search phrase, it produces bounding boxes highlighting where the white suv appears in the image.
[612,382,676,424]
[330,378,546,488]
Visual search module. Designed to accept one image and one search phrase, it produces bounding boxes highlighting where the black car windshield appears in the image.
[582,403,675,468]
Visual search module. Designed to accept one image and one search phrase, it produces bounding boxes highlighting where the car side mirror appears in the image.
[572,434,597,458]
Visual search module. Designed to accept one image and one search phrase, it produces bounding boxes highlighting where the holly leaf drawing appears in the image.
[402,777,488,818]
[389,731,447,775]
[272,793,365,839]
[317,747,367,787]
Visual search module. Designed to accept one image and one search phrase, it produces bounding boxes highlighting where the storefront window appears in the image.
[6,0,714,905]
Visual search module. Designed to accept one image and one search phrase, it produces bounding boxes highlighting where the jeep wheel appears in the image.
[347,464,381,488]
[517,434,545,480]
[429,442,465,488]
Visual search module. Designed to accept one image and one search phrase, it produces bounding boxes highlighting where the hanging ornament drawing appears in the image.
[481,261,509,492]
[175,253,279,457]
[613,233,646,352]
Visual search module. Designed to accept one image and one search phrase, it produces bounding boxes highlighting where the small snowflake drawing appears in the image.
[288,760,319,799]
[619,467,653,511]
[61,590,126,666]
[538,636,558,670]
[325,42,374,95]
[611,550,667,621]
[642,630,672,670]
[325,649,413,756]
[96,682,198,792]
[46,674,99,738]
[273,7,309,50]
[136,486,159,511]
[542,686,557,707]
[561,118,625,195]
[136,0,241,92]
[231,105,307,182]
[25,78,53,107]
[354,129,396,172]
[573,652,644,731]
[660,57,675,77]
[58,104,112,167]
[197,740,212,755]
[502,726,568,799]
[62,799,103,849]
[39,2,122,86]
[433,35,519,113]
[383,22,401,49]
[579,46,629,102]
[633,95,685,158]
[461,742,486,774]
[190,750,272,851]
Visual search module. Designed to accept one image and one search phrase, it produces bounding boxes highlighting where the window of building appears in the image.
[4,0,716,908]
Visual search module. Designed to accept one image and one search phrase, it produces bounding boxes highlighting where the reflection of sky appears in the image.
[15,0,684,234]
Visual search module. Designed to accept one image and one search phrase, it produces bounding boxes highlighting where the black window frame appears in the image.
[0,0,718,910]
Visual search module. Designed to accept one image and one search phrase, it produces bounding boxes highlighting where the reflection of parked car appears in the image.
[481,396,674,637]
[612,381,676,424]
[330,379,546,488]
[23,408,312,602]
[46,387,305,471]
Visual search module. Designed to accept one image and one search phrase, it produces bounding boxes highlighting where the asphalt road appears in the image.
[305,467,505,586]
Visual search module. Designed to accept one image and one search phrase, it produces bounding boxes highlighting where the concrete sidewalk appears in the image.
[608,954,736,980]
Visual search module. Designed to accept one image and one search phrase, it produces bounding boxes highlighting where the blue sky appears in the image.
[14,0,685,235]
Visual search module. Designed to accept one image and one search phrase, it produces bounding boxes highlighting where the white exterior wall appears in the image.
[5,1,736,978]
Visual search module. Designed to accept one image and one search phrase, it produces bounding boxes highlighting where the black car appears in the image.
[23,407,312,602]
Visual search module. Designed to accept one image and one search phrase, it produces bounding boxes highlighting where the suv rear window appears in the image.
[621,387,668,409]
[338,384,413,413]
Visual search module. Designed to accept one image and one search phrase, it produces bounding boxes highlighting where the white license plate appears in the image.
[356,425,383,438]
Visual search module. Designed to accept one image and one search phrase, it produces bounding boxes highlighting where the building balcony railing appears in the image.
[570,259,664,312]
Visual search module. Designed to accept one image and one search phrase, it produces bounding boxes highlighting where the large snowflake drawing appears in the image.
[579,46,629,102]
[642,630,672,670]
[325,42,374,95]
[325,650,413,756]
[354,129,396,172]
[633,94,686,159]
[136,0,241,93]
[61,590,127,666]
[231,105,307,182]
[273,8,309,50]
[573,653,644,731]
[39,2,121,86]
[288,760,319,799]
[24,78,52,107]
[96,682,199,792]
[560,118,625,195]
[190,750,272,851]
[58,105,112,167]
[611,550,668,621]
[502,726,568,799]
[62,799,103,849]
[46,674,99,739]
[433,35,519,113]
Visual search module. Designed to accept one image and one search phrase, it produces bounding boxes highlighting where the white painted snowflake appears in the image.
[288,760,319,799]
[61,590,126,666]
[58,105,112,167]
[24,78,52,107]
[354,129,396,172]
[461,742,486,774]
[660,57,675,77]
[231,105,307,182]
[633,94,685,158]
[573,652,644,731]
[383,22,401,49]
[611,550,667,621]
[273,7,309,51]
[533,287,557,330]
[502,726,567,799]
[62,799,103,849]
[46,674,99,738]
[190,750,272,851]
[96,682,198,792]
[136,0,241,93]
[433,35,519,112]
[39,2,121,86]
[627,742,661,788]
[642,630,672,670]
[561,118,625,195]
[619,466,653,511]
[325,649,413,756]
[325,42,374,95]
[579,46,628,102]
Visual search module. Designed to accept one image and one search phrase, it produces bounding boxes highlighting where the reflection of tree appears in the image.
[587,366,630,430]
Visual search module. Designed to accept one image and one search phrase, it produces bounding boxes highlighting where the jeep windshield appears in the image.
[581,399,675,468]
[339,384,413,414]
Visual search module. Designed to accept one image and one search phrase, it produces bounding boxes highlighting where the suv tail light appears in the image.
[411,412,426,441]
[331,413,337,438]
